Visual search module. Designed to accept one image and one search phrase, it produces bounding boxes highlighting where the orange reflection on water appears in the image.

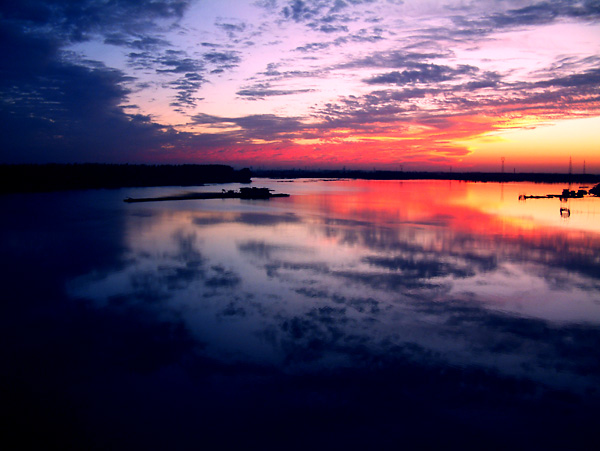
[286,179,600,237]
[94,179,600,348]
[275,180,600,282]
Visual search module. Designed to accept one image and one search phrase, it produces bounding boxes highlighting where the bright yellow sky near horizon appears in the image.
[461,116,600,173]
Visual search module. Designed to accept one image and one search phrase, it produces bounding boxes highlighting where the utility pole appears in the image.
[583,160,586,175]
[501,157,505,174]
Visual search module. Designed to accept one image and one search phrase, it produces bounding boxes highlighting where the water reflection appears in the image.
[3,180,600,448]
[68,181,600,382]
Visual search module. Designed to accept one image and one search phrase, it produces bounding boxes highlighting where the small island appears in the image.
[123,187,289,203]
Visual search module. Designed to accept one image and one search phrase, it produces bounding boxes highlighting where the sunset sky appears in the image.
[1,0,599,171]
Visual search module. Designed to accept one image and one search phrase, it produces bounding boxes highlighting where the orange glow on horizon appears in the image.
[151,108,600,172]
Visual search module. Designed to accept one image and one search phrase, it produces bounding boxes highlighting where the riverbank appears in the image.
[254,169,600,184]
[2,164,599,193]
[0,164,252,193]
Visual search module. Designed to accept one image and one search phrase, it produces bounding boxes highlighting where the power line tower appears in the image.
[568,156,573,186]
[583,160,586,175]
[501,157,505,174]
[569,156,572,176]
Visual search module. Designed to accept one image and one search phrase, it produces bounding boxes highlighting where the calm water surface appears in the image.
[3,179,600,449]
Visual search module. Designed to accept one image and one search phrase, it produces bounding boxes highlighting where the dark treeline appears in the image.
[254,169,600,184]
[0,164,251,193]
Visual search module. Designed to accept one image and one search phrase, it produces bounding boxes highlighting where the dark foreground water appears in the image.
[2,179,600,449]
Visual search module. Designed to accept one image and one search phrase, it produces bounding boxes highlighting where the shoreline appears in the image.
[1,164,599,193]
[0,164,251,194]
[254,169,600,184]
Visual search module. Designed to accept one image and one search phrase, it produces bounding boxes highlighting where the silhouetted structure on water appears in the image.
[123,187,289,203]
[518,183,600,218]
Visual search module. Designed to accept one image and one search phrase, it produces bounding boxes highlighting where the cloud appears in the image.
[293,25,386,52]
[192,113,306,141]
[0,66,184,161]
[294,41,333,52]
[279,0,379,25]
[535,67,600,90]
[171,43,599,163]
[337,50,453,70]
[1,0,191,42]
[215,20,247,37]
[127,49,207,108]
[0,0,202,162]
[257,64,324,81]
[104,33,170,50]
[203,51,242,69]
[130,49,242,107]
[1,0,599,166]
[170,72,206,109]
[488,0,600,28]
[364,63,479,85]
[156,50,204,73]
[440,0,600,45]
[236,83,315,100]
[0,26,164,161]
[307,48,599,138]
[281,0,323,22]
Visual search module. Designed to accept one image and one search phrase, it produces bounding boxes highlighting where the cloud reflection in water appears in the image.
[7,180,599,448]
[70,181,600,389]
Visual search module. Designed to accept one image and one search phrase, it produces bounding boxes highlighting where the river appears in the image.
[2,178,599,449]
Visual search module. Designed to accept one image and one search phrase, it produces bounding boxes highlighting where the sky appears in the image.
[1,0,599,172]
